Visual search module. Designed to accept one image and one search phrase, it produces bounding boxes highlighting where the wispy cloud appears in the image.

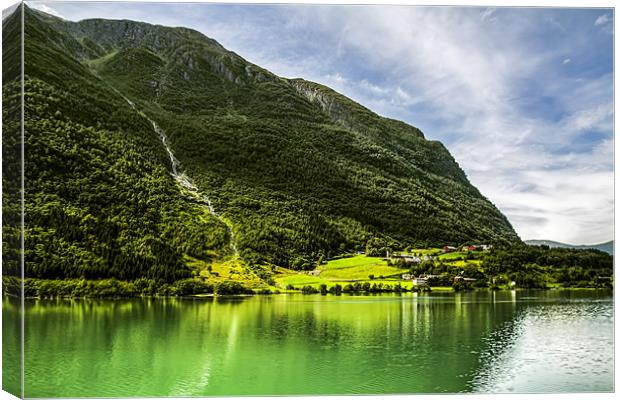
[480,8,497,22]
[595,14,610,26]
[594,13,613,34]
[28,3,64,19]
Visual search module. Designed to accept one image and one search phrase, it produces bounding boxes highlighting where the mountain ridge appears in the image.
[525,240,613,255]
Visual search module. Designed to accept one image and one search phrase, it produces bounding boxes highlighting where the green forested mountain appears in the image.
[6,5,520,283]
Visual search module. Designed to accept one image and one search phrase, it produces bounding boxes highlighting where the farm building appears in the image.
[391,254,421,264]
[412,277,429,286]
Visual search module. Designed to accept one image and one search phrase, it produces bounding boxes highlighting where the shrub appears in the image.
[319,283,328,295]
[214,281,254,295]
[173,279,214,295]
[301,285,318,294]
[328,284,342,295]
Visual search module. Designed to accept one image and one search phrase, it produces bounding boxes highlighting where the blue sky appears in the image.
[27,1,614,244]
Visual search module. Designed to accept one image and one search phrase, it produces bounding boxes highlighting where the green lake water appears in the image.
[2,290,614,397]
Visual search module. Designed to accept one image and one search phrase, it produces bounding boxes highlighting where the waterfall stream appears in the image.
[122,95,238,255]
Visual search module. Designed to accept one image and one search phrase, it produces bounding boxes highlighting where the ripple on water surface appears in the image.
[471,297,613,393]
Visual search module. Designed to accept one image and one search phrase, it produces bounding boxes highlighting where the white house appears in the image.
[391,254,421,264]
[412,277,429,286]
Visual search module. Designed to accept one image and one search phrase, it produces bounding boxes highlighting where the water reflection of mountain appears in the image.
[3,290,613,397]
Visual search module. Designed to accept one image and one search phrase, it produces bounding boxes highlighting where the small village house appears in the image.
[454,276,477,283]
[390,253,421,264]
[443,246,457,253]
[412,276,429,286]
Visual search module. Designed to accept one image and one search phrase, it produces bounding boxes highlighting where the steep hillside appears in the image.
[2,5,22,280]
[21,6,232,282]
[14,5,520,282]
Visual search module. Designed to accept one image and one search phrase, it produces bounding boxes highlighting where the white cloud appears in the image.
[27,3,64,19]
[325,73,346,85]
[480,8,496,22]
[474,168,613,244]
[561,103,612,135]
[2,2,19,20]
[563,58,571,64]
[595,14,610,26]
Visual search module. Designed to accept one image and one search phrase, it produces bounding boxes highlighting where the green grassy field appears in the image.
[318,255,385,269]
[187,256,268,288]
[184,251,490,293]
[274,255,412,289]
[274,274,330,287]
[408,248,443,256]
[446,259,483,267]
[318,255,405,280]
[437,251,469,260]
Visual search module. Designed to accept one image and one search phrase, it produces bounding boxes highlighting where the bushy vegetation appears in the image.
[289,281,408,294]
[2,8,23,280]
[399,245,613,290]
[2,276,215,298]
[213,280,254,295]
[483,245,613,289]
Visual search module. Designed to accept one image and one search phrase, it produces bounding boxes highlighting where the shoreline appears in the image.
[3,286,613,301]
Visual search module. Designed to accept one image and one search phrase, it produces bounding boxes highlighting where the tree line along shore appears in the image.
[3,244,612,299]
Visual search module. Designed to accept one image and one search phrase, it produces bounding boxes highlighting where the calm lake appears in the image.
[2,290,614,397]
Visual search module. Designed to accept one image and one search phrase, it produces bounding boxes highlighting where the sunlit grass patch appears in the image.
[445,259,482,267]
[274,274,330,287]
[320,265,404,280]
[437,251,468,260]
[409,248,442,256]
[186,256,266,287]
[319,255,386,270]
[316,255,405,280]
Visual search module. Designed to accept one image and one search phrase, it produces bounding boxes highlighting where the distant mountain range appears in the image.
[525,240,614,255]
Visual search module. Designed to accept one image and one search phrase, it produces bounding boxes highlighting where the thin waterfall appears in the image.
[120,94,238,255]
